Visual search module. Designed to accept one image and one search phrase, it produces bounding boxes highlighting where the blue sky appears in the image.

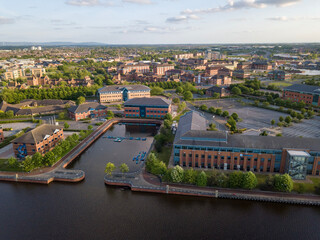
[0,0,319,44]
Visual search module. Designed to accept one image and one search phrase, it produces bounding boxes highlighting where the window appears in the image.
[195,154,198,158]
[201,155,205,159]
[189,154,192,157]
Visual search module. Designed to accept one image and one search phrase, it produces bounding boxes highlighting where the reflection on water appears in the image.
[0,124,320,240]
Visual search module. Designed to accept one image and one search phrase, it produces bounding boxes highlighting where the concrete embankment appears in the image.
[104,177,320,206]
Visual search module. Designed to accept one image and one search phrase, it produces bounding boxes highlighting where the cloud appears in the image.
[166,14,199,23]
[0,16,15,24]
[65,0,112,7]
[266,16,320,21]
[181,0,301,15]
[266,16,289,21]
[122,0,152,4]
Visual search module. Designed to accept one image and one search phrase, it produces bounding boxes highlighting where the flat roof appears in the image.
[287,150,311,157]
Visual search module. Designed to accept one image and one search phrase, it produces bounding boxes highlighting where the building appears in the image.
[3,69,25,80]
[153,64,175,75]
[233,69,250,79]
[30,68,46,77]
[124,97,171,118]
[98,85,150,103]
[27,75,50,86]
[68,102,108,121]
[211,75,232,86]
[283,84,320,106]
[173,111,320,179]
[118,64,149,75]
[237,62,251,70]
[206,86,230,97]
[251,61,273,71]
[268,70,292,81]
[174,53,194,60]
[0,128,3,143]
[13,124,64,158]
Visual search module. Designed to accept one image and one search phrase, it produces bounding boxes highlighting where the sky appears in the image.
[0,0,319,44]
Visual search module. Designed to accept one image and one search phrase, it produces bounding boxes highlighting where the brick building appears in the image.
[251,61,273,71]
[283,84,320,106]
[118,64,149,74]
[124,97,171,119]
[153,64,175,75]
[68,102,108,121]
[206,86,230,97]
[233,69,250,79]
[98,85,150,103]
[173,111,320,180]
[3,69,25,80]
[268,70,292,81]
[13,124,64,158]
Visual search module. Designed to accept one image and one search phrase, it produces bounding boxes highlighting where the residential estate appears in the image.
[173,111,320,180]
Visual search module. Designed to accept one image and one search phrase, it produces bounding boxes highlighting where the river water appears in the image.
[1,124,320,240]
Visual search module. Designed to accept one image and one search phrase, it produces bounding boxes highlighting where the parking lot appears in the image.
[1,122,37,137]
[193,98,320,138]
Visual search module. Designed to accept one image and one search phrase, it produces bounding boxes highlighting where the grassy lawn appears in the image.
[293,177,320,194]
[0,159,23,172]
[154,146,172,166]
[269,81,292,87]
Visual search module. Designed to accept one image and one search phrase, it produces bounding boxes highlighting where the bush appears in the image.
[171,165,184,183]
[183,169,197,184]
[228,171,244,188]
[196,171,207,187]
[242,171,258,189]
[273,174,293,192]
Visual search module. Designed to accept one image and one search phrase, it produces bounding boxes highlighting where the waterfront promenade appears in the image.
[104,169,320,206]
[0,118,161,184]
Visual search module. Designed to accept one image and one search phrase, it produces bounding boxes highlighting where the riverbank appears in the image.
[104,170,320,206]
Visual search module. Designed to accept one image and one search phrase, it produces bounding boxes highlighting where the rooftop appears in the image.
[284,84,320,94]
[14,124,63,144]
[124,97,171,107]
[98,85,150,93]
[68,102,107,113]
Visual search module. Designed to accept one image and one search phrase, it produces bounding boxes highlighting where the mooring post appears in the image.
[215,190,218,198]
[15,174,18,182]
[166,185,169,194]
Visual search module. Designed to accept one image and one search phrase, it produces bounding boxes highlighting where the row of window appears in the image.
[181,153,271,162]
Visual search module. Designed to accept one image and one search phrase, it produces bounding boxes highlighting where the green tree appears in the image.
[6,110,14,118]
[64,122,70,129]
[8,157,18,168]
[273,174,293,192]
[285,116,292,124]
[228,171,244,188]
[107,110,114,118]
[32,152,43,167]
[196,171,207,187]
[43,151,56,166]
[260,131,268,136]
[58,112,67,120]
[271,119,275,126]
[105,162,116,176]
[208,107,215,113]
[222,111,229,117]
[183,169,197,184]
[176,86,183,94]
[279,116,284,122]
[119,163,129,174]
[172,97,180,104]
[88,125,93,130]
[242,171,258,189]
[199,104,208,111]
[76,96,86,105]
[151,87,164,95]
[164,113,173,121]
[227,116,237,132]
[231,112,239,121]
[171,165,184,183]
[177,102,186,112]
[231,86,241,95]
[21,156,34,172]
[215,108,222,116]
[183,91,193,101]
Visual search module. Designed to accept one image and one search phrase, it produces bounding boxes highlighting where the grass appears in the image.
[0,159,23,172]
[154,146,172,166]
[269,81,292,87]
[293,177,320,194]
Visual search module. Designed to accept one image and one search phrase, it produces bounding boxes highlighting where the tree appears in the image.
[285,116,292,124]
[242,171,258,189]
[271,119,275,126]
[76,96,85,105]
[208,107,215,113]
[228,171,244,188]
[119,163,129,174]
[231,86,241,95]
[164,119,172,129]
[177,102,186,112]
[196,171,207,187]
[279,116,284,122]
[21,156,34,172]
[171,165,184,183]
[64,122,70,129]
[107,110,114,118]
[231,112,239,121]
[88,125,93,130]
[58,112,67,120]
[164,113,173,121]
[105,162,116,176]
[297,113,304,121]
[227,116,237,132]
[222,111,229,117]
[172,97,180,104]
[215,108,222,116]
[260,131,268,136]
[43,151,56,166]
[273,174,293,192]
[183,169,197,184]
[183,91,193,101]
[176,86,183,94]
[151,87,164,95]
[8,157,18,168]
[6,110,14,118]
[199,104,208,111]
[32,152,43,167]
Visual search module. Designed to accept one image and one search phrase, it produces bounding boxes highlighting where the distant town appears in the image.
[0,43,320,203]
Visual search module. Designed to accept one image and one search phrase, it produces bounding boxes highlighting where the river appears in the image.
[1,124,320,240]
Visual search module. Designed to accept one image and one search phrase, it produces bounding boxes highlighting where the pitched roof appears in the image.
[14,124,63,144]
[124,97,171,107]
[68,102,107,113]
[98,85,150,93]
[284,84,320,94]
